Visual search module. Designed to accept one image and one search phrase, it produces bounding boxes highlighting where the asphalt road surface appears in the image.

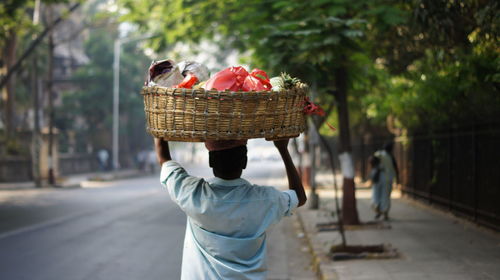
[0,159,295,280]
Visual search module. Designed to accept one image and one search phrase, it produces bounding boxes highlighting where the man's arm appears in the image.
[154,138,172,165]
[274,139,307,207]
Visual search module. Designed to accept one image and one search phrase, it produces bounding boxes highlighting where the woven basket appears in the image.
[141,85,308,142]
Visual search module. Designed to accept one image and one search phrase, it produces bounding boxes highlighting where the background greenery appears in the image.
[121,0,499,136]
[1,0,498,157]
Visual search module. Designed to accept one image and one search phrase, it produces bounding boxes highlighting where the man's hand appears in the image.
[273,139,289,151]
[274,138,307,207]
[154,138,172,165]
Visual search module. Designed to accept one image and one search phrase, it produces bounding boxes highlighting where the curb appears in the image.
[0,170,148,191]
[296,209,339,280]
[85,171,147,182]
[0,182,81,190]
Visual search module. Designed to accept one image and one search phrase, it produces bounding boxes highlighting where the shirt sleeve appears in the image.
[160,161,205,211]
[278,189,299,217]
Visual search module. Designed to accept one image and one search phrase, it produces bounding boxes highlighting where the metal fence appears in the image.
[58,153,100,176]
[351,123,500,231]
[0,157,33,182]
[0,153,100,182]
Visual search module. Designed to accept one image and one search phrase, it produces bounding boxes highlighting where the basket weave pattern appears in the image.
[141,86,307,142]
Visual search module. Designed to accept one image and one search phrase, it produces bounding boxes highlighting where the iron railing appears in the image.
[351,123,500,231]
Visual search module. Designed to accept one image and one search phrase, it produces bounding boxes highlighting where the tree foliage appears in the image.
[0,0,71,50]
[56,17,151,157]
[120,0,404,130]
[358,0,499,131]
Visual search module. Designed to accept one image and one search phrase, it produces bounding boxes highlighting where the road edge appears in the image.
[296,208,339,280]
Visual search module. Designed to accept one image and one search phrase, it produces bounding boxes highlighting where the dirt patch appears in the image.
[330,244,399,261]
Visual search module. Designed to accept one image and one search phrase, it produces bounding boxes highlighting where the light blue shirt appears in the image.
[160,161,299,280]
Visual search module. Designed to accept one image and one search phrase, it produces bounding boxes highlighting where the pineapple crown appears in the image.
[280,72,302,89]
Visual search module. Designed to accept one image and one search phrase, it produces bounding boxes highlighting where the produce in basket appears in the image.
[147,59,184,87]
[141,64,324,142]
[203,66,272,91]
[242,69,272,91]
[174,73,198,89]
[270,72,302,91]
[146,59,209,89]
[203,66,248,91]
[177,61,210,81]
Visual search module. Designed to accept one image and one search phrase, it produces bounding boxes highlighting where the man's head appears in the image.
[384,142,394,153]
[208,145,247,179]
[369,155,380,168]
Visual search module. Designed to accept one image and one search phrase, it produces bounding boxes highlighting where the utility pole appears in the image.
[112,34,156,170]
[32,0,41,188]
[33,78,42,187]
[47,6,55,186]
[112,39,120,170]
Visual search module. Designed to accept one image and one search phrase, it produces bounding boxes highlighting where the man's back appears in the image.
[161,161,298,279]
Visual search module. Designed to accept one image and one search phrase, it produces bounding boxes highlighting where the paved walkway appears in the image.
[299,188,500,280]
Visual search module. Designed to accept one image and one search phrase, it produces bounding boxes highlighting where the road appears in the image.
[0,159,314,280]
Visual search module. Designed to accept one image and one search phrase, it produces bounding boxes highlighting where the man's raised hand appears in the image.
[154,138,172,165]
[273,139,290,151]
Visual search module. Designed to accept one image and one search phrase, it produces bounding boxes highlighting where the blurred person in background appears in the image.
[97,149,109,171]
[374,142,399,220]
[147,150,157,174]
[369,155,385,220]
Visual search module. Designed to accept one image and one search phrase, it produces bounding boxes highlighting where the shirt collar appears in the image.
[207,177,249,187]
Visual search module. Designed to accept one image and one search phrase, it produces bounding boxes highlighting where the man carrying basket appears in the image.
[154,138,307,279]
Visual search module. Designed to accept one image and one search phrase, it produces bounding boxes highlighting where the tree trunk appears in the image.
[2,32,17,139]
[47,7,55,185]
[335,64,360,225]
[32,63,42,188]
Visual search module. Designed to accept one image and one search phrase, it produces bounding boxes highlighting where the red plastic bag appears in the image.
[203,66,249,91]
[302,96,325,116]
[173,74,198,89]
[301,97,336,131]
[242,69,272,91]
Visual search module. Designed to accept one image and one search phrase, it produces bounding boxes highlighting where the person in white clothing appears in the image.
[374,142,399,220]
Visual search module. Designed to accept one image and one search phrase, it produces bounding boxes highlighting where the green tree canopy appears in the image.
[56,13,151,157]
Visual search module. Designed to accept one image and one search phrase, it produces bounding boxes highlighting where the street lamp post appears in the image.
[112,35,155,170]
[112,40,121,170]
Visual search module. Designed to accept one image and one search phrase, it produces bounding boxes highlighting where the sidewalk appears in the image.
[298,188,500,280]
[0,169,146,190]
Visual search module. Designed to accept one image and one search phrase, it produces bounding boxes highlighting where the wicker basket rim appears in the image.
[141,85,309,98]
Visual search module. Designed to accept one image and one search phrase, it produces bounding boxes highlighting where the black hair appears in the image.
[208,145,247,173]
[384,142,394,152]
[370,155,380,167]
